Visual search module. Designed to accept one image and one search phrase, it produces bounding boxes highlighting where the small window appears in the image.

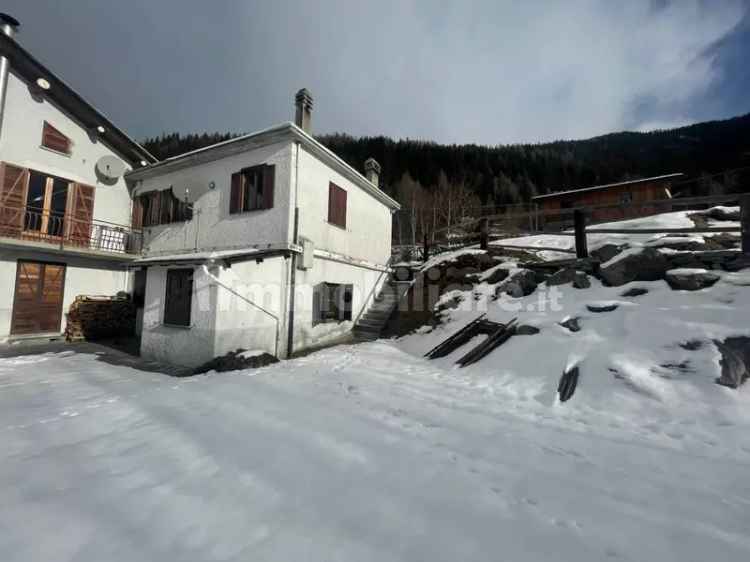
[314,282,353,324]
[136,189,192,228]
[620,192,633,204]
[328,182,347,228]
[230,165,275,213]
[164,268,193,327]
[41,121,72,154]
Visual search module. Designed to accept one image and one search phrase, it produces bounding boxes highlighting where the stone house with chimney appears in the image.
[126,90,400,367]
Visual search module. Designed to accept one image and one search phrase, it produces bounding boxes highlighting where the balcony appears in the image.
[0,206,143,258]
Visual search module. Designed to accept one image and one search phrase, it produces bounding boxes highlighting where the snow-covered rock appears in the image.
[665,268,720,291]
[599,247,671,286]
[495,268,537,298]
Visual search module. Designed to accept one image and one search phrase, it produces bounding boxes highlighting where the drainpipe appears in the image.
[0,14,20,140]
[286,141,301,357]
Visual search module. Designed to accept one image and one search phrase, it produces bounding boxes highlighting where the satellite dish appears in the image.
[95,155,126,181]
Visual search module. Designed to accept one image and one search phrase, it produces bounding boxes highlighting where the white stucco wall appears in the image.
[140,265,216,367]
[294,145,392,265]
[292,256,387,353]
[135,142,294,256]
[0,71,135,227]
[0,251,131,340]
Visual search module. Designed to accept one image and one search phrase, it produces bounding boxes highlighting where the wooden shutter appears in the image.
[339,284,353,321]
[132,196,144,229]
[41,121,71,154]
[262,165,275,209]
[65,183,95,247]
[10,261,66,335]
[230,172,242,214]
[148,191,161,226]
[0,163,30,238]
[328,183,347,228]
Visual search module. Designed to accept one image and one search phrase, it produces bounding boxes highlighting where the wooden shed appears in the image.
[533,173,683,226]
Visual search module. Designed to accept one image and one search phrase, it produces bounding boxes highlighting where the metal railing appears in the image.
[0,206,142,255]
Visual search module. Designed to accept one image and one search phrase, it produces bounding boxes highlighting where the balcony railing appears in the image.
[0,206,142,255]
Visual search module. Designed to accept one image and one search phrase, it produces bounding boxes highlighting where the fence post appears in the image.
[479,218,489,250]
[742,195,750,255]
[574,209,588,259]
[423,232,429,263]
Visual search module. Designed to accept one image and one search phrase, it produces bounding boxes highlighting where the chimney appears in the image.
[0,14,20,140]
[294,88,313,134]
[364,157,381,187]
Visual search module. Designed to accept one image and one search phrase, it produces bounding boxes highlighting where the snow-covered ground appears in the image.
[2,334,750,561]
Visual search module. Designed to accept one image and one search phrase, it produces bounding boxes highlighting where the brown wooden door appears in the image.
[10,261,66,335]
[65,183,95,247]
[0,163,30,238]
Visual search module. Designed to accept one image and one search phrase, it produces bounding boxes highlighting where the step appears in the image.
[353,324,382,334]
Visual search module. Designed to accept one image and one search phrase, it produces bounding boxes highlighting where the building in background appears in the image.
[533,173,683,225]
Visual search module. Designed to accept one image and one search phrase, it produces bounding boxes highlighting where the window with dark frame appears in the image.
[314,282,353,324]
[41,121,72,155]
[230,165,275,214]
[327,182,347,228]
[135,189,193,228]
[164,269,193,327]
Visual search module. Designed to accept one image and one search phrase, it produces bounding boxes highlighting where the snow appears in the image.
[238,349,267,359]
[666,267,711,275]
[3,311,750,561]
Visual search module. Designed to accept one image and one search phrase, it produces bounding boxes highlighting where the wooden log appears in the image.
[574,209,588,259]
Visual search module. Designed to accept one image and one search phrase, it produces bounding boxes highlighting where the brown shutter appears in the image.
[328,183,336,225]
[230,172,242,214]
[41,121,72,154]
[0,163,30,237]
[149,191,161,226]
[132,196,144,229]
[66,183,95,247]
[263,165,275,209]
[338,186,347,229]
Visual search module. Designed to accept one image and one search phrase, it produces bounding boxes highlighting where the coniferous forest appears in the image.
[142,113,750,217]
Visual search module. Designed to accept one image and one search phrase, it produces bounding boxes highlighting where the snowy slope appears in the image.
[1,340,750,562]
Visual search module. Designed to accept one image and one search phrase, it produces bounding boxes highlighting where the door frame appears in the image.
[10,259,67,336]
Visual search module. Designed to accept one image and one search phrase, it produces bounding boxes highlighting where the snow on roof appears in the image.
[532,173,684,202]
[131,248,267,265]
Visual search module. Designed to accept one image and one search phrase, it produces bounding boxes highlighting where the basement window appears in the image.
[314,282,353,324]
[41,121,72,155]
[164,268,193,327]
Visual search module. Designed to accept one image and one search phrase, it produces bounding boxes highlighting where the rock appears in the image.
[621,287,648,297]
[558,365,580,402]
[679,339,704,351]
[194,349,279,375]
[591,243,627,264]
[587,302,619,313]
[599,247,671,286]
[572,271,591,289]
[559,317,581,332]
[704,206,740,222]
[546,268,577,286]
[481,266,510,285]
[515,324,540,335]
[714,338,750,388]
[664,268,720,291]
[495,269,537,298]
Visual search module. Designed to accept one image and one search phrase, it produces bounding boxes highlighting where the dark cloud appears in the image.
[4,1,748,144]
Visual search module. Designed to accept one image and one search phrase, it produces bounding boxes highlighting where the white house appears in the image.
[126,89,401,367]
[0,14,156,341]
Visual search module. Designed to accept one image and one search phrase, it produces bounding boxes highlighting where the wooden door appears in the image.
[0,163,30,238]
[10,261,66,335]
[65,183,95,247]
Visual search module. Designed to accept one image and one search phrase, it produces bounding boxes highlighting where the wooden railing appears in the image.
[0,206,142,255]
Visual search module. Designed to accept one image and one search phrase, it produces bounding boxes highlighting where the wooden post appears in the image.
[574,209,588,259]
[423,232,429,263]
[479,218,489,250]
[742,195,750,255]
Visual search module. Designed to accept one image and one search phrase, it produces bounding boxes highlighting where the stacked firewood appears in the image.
[65,295,136,342]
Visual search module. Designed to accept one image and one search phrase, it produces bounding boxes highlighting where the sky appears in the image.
[3,0,750,145]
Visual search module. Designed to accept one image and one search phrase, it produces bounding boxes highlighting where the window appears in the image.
[24,170,70,237]
[135,189,192,228]
[164,269,193,327]
[620,192,633,204]
[41,121,72,154]
[314,282,353,324]
[327,182,347,228]
[230,165,275,214]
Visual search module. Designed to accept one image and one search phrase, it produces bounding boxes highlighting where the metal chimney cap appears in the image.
[295,88,313,107]
[364,157,381,174]
[0,13,20,28]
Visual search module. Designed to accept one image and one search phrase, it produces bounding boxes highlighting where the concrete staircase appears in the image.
[353,279,408,341]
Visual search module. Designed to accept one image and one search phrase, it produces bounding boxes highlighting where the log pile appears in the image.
[65,295,136,342]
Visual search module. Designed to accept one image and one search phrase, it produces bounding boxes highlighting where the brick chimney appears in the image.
[364,157,381,187]
[294,88,313,134]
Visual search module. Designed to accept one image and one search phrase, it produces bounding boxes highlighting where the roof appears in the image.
[0,33,157,165]
[532,173,683,202]
[125,122,401,210]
